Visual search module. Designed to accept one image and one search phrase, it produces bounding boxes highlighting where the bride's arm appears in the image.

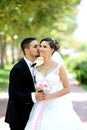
[45,66,71,100]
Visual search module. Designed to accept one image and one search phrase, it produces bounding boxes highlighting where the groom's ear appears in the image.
[25,48,30,54]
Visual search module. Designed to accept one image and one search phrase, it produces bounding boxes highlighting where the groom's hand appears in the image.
[35,91,45,101]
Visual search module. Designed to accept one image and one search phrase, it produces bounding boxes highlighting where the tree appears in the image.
[0,31,5,68]
[0,0,80,37]
[0,0,80,65]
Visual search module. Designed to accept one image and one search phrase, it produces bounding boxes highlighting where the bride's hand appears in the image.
[35,91,45,101]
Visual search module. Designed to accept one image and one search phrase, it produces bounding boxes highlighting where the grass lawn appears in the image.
[0,64,14,92]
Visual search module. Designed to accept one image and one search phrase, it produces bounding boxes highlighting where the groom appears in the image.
[5,37,45,130]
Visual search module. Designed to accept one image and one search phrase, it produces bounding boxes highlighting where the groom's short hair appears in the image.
[21,37,36,54]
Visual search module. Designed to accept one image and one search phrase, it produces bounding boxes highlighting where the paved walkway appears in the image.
[68,73,87,129]
[0,73,87,129]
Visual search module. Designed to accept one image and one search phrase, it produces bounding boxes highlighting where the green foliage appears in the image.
[0,0,81,71]
[0,0,80,40]
[81,84,87,91]
[0,64,13,92]
[74,61,87,84]
[64,51,87,88]
[77,43,87,52]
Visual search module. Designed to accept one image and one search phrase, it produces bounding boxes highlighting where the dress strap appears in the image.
[54,63,63,74]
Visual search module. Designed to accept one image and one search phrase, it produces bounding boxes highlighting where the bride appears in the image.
[25,38,85,130]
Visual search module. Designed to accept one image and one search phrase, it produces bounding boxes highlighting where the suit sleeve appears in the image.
[8,66,34,103]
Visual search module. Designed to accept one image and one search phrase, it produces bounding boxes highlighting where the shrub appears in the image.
[74,61,87,84]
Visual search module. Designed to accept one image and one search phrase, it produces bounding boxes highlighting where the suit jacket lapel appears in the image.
[21,58,34,82]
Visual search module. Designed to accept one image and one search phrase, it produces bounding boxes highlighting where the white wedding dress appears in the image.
[25,64,85,130]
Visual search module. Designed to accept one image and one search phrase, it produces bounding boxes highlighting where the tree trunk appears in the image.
[0,39,4,69]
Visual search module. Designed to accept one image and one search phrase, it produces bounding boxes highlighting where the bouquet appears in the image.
[36,80,50,93]
[26,80,50,130]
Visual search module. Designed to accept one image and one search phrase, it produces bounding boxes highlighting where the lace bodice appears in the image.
[34,64,63,94]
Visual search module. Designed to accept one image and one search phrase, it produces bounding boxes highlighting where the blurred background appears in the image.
[0,0,87,92]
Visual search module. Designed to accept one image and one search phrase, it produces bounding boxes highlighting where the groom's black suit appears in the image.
[5,58,35,130]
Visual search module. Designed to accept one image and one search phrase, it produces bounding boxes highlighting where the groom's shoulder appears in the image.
[12,58,25,70]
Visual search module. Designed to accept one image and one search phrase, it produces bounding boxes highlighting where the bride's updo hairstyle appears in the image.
[40,37,60,54]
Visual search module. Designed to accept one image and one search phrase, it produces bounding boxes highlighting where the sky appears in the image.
[74,0,87,41]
